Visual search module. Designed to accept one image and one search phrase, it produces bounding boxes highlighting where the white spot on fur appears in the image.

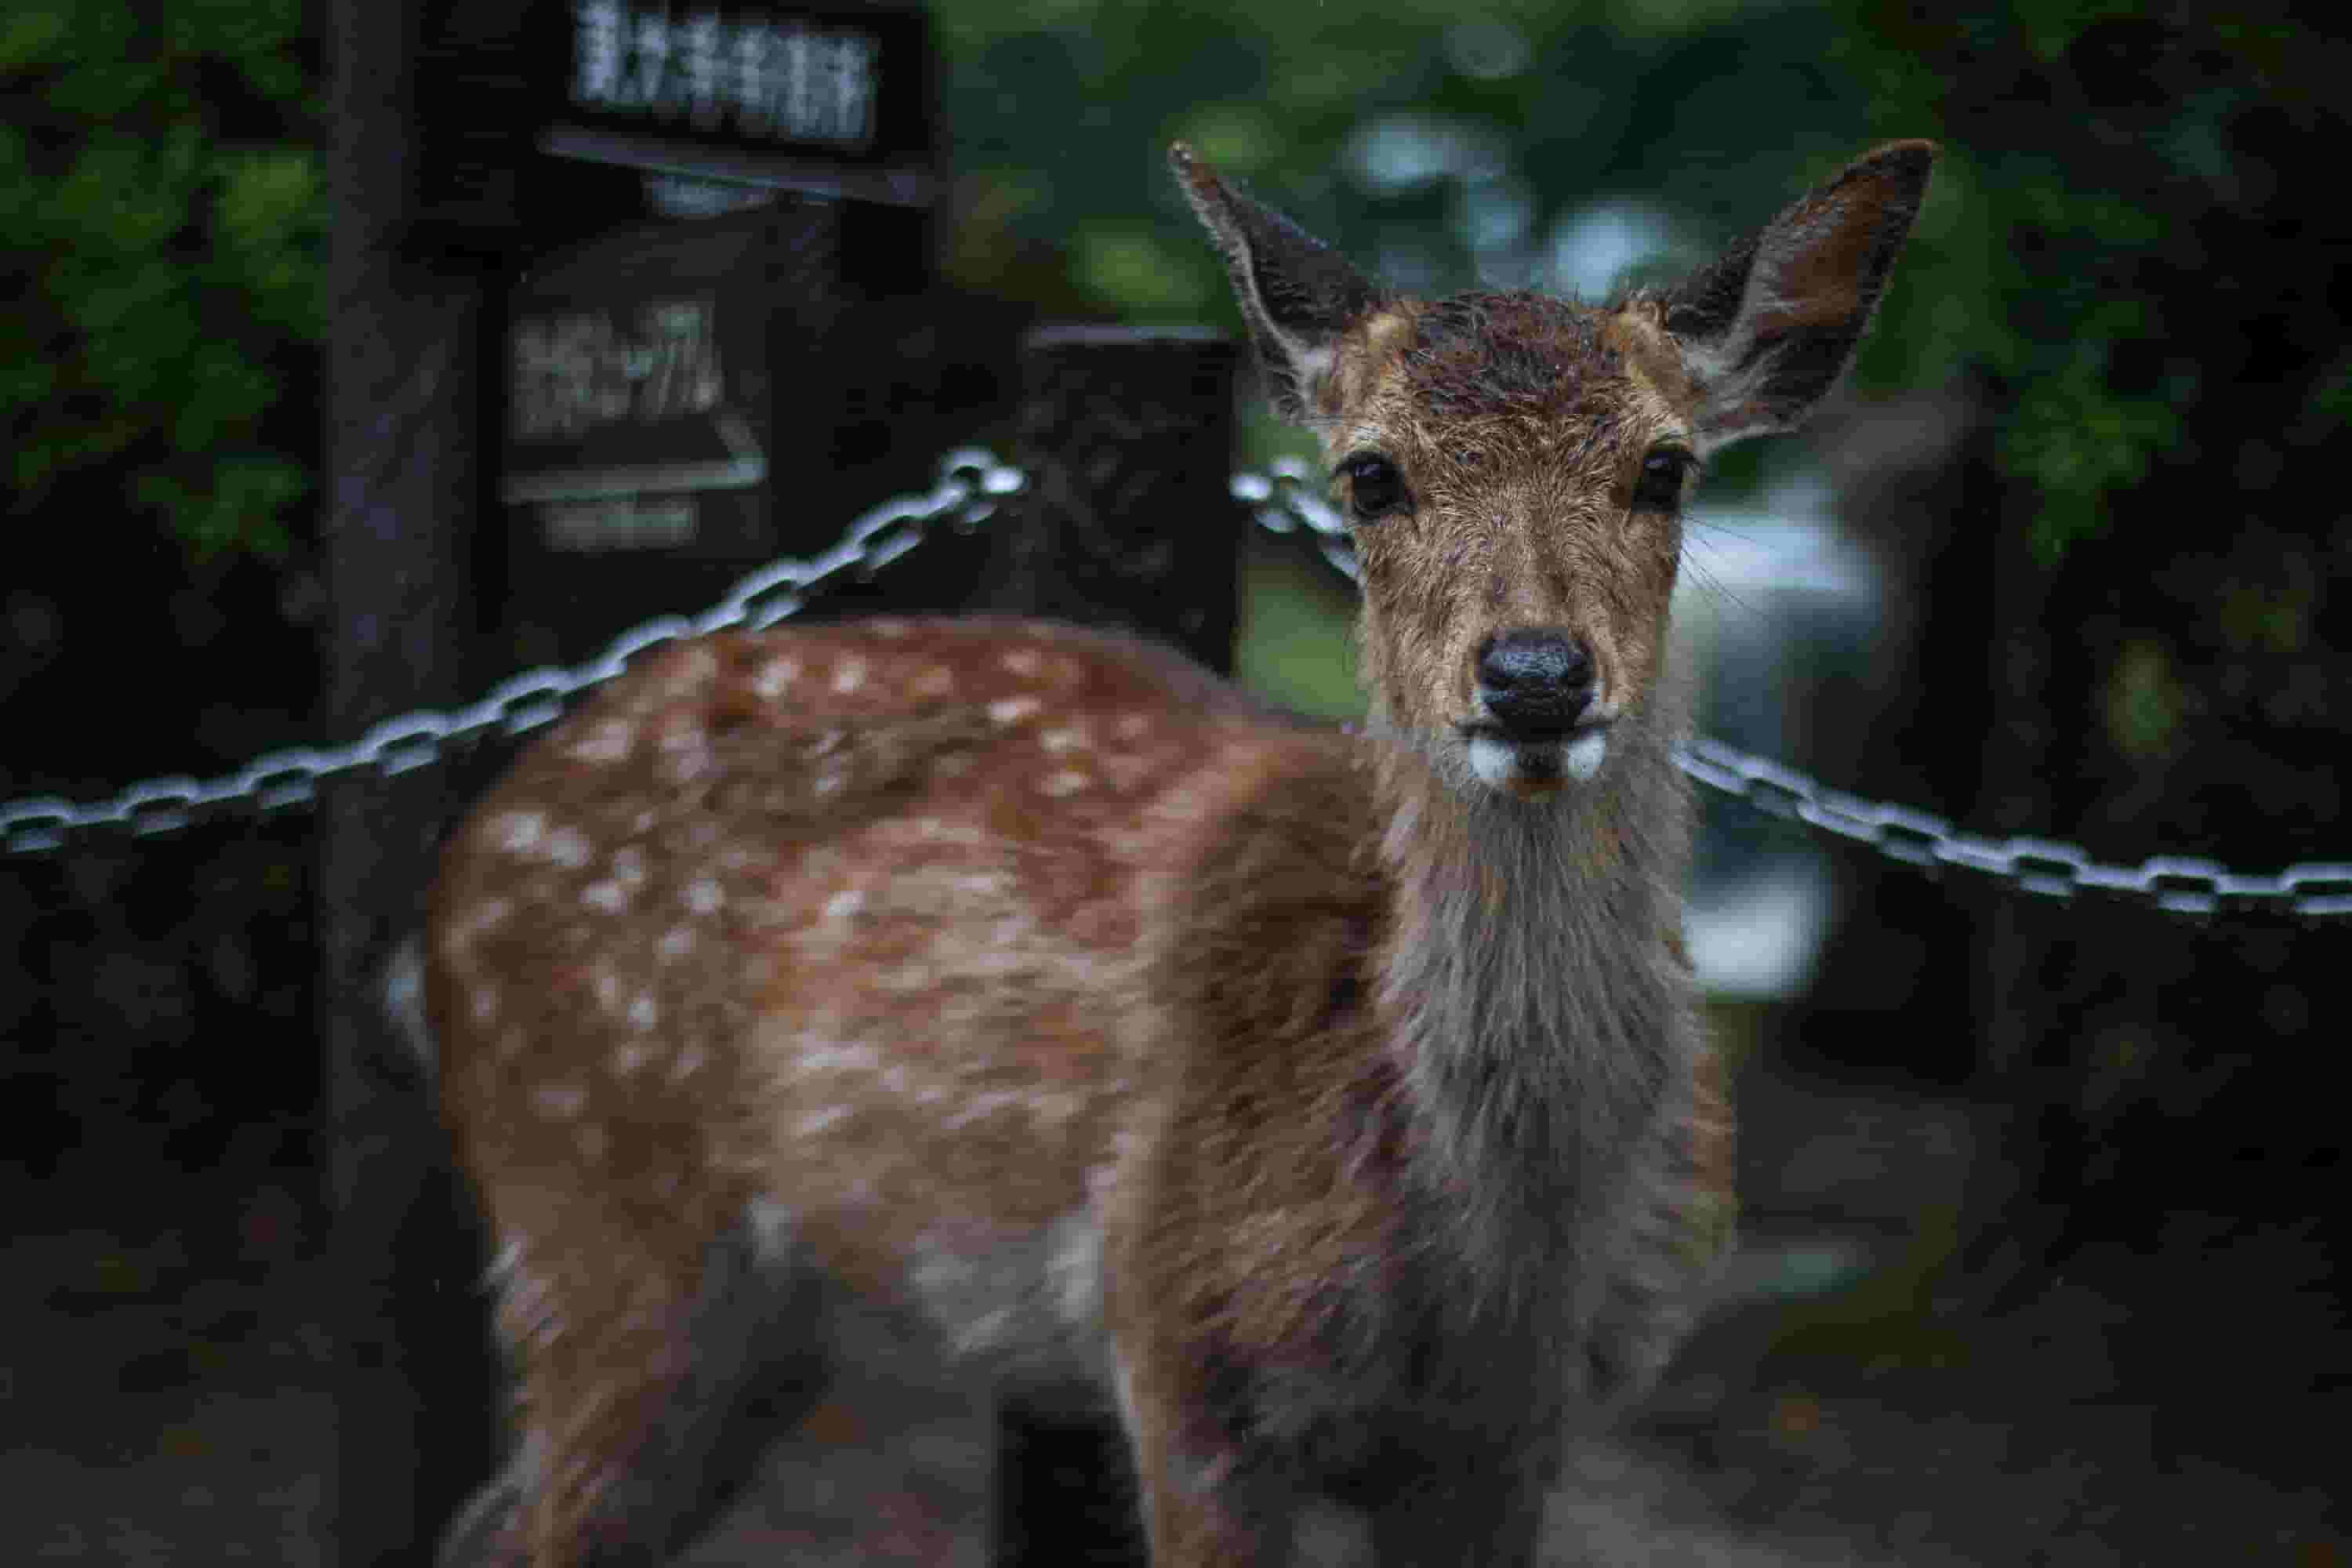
[1000,648,1043,677]
[1040,725,1088,753]
[659,925,695,960]
[672,1044,706,1080]
[813,768,847,797]
[869,618,909,639]
[1030,1091,1083,1126]
[797,1040,880,1076]
[534,1083,586,1120]
[627,993,659,1030]
[668,644,719,691]
[582,880,629,913]
[988,696,1042,726]
[612,1041,653,1076]
[610,845,647,886]
[912,666,953,697]
[470,987,499,1025]
[565,720,634,765]
[684,878,724,914]
[797,1105,851,1136]
[492,810,547,855]
[944,1090,1022,1131]
[546,826,593,868]
[832,657,867,694]
[822,888,864,920]
[753,657,800,697]
[1039,769,1091,797]
[1115,713,1151,741]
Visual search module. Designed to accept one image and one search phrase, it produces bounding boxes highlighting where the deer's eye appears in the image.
[1632,445,1696,513]
[1338,452,1410,522]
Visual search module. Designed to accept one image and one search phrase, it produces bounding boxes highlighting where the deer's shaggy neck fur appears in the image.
[1367,677,1698,1343]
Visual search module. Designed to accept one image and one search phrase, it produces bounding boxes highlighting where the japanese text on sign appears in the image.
[510,298,726,441]
[571,2,880,148]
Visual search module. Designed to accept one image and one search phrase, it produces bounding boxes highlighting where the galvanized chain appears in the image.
[5,446,2347,918]
[0,447,1022,855]
[1235,456,2352,918]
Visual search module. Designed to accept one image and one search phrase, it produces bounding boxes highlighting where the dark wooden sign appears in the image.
[546,0,936,205]
[498,201,844,664]
[415,0,937,249]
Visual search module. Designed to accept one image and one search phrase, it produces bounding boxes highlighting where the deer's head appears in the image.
[1174,141,1934,802]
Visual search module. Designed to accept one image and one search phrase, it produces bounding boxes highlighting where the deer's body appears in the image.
[429,139,1932,1565]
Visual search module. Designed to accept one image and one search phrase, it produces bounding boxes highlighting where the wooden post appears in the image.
[319,0,503,1560]
[981,325,1237,1568]
[985,325,1243,673]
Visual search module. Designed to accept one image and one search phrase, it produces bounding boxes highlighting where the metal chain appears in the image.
[0,447,1022,855]
[6,446,2347,918]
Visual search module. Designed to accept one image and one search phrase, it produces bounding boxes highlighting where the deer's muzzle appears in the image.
[1465,629,1612,798]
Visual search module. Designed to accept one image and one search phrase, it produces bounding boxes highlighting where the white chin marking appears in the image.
[1563,726,1610,782]
[1468,732,1523,789]
[1467,728,1612,793]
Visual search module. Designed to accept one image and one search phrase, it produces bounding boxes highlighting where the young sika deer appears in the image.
[426,139,1934,1565]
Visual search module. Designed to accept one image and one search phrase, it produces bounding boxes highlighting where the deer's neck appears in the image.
[1368,709,1694,1312]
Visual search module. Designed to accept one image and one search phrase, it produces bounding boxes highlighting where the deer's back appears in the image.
[426,616,1358,1374]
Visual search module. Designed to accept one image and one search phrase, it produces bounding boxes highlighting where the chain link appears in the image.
[6,445,2346,918]
[0,447,1021,855]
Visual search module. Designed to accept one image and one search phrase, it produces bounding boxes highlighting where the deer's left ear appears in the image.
[1171,143,1381,423]
[1664,141,1936,455]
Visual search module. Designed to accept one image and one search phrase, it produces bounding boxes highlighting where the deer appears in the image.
[422,136,1935,1565]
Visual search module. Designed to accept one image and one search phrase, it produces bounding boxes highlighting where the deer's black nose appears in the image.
[1475,630,1594,736]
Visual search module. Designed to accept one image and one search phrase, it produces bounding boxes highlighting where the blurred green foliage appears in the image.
[3,0,321,561]
[5,0,2340,568]
[937,0,2339,562]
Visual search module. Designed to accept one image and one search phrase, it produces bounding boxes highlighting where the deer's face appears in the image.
[1174,136,1934,804]
[1316,295,1696,800]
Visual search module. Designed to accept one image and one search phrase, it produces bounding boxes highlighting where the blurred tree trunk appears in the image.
[1889,14,2352,1479]
[319,0,503,1560]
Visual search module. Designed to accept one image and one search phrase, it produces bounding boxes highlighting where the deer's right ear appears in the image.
[1171,143,1378,423]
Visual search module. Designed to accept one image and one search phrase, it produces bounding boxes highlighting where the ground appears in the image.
[5,1065,2343,1566]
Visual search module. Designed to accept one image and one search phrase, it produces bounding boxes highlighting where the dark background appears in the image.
[2,0,2344,1559]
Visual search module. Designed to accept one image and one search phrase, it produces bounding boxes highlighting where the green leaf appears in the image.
[0,7,72,70]
[1071,226,1218,316]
